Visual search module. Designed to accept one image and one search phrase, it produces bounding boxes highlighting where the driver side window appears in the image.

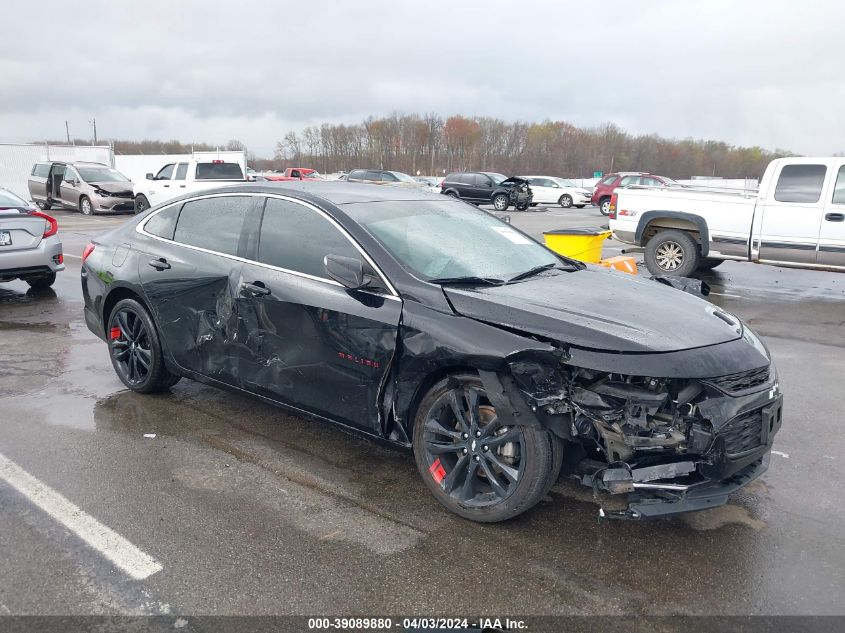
[257,198,359,279]
[156,164,175,180]
[63,167,79,184]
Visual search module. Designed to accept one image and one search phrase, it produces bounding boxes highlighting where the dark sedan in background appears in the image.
[81,182,781,522]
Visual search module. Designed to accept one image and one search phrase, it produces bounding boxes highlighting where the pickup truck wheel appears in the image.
[559,194,573,208]
[134,195,150,214]
[698,258,725,271]
[413,374,553,523]
[26,272,56,289]
[79,196,93,215]
[492,193,510,211]
[37,200,51,211]
[599,198,611,215]
[645,230,700,277]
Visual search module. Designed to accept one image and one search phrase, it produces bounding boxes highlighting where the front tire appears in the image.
[413,374,553,523]
[599,198,611,215]
[79,196,93,215]
[37,200,51,211]
[645,229,701,277]
[492,193,509,211]
[107,298,181,393]
[559,194,573,208]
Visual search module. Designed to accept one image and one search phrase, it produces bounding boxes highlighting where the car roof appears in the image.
[194,181,445,205]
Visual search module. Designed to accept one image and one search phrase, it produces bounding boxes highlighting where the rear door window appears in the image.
[774,164,827,203]
[832,166,845,204]
[32,163,50,177]
[619,176,640,187]
[347,169,366,180]
[144,204,182,240]
[173,196,251,256]
[174,163,189,180]
[365,170,382,181]
[256,197,359,279]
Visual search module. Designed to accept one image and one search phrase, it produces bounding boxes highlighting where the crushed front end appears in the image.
[505,348,783,519]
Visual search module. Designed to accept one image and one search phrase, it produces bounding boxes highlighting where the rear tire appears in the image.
[559,194,573,208]
[413,373,553,523]
[599,198,611,215]
[26,272,56,289]
[574,204,585,209]
[645,229,701,277]
[37,200,51,211]
[107,298,181,393]
[698,257,725,271]
[492,193,509,211]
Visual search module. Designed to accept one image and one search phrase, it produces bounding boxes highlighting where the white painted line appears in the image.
[0,452,162,580]
[709,291,742,298]
[771,450,790,459]
[63,254,81,259]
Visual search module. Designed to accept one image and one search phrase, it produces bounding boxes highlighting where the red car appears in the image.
[591,172,679,215]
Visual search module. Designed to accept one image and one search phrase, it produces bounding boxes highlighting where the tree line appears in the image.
[272,114,788,179]
[44,114,789,179]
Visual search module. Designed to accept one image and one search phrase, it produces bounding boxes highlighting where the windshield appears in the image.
[487,173,507,185]
[343,199,559,281]
[76,167,130,183]
[0,189,28,207]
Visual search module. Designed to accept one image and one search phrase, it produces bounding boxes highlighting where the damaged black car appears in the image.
[81,182,782,522]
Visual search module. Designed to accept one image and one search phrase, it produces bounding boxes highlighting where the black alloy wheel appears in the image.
[414,374,552,522]
[111,307,153,386]
[107,298,180,393]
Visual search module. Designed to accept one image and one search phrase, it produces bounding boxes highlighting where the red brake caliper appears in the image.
[429,458,446,486]
[110,326,121,340]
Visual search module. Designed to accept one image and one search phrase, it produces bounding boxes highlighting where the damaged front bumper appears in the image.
[597,453,770,519]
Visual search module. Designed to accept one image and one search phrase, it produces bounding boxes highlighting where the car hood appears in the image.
[90,181,133,193]
[442,269,743,353]
[500,177,529,187]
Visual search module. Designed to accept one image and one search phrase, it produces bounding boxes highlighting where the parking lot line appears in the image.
[0,452,162,580]
[63,254,81,259]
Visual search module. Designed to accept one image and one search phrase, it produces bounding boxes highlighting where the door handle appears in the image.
[825,213,845,222]
[163,184,170,188]
[241,281,271,297]
[179,185,186,188]
[148,258,171,270]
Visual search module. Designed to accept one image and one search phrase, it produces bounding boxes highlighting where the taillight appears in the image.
[30,211,58,237]
[82,243,95,263]
[609,193,618,219]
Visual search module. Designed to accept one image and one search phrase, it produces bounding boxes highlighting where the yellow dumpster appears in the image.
[543,228,612,264]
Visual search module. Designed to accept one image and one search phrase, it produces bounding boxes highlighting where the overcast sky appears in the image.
[2,0,843,157]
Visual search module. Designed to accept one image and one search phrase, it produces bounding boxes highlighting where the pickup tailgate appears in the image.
[0,211,45,252]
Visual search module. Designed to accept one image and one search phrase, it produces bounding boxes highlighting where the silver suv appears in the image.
[0,187,63,289]
[28,161,135,215]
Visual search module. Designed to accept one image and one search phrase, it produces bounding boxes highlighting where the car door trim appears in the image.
[136,191,401,300]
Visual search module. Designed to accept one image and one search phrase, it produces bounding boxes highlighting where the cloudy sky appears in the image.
[2,0,843,157]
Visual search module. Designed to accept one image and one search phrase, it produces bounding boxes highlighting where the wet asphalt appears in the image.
[0,205,843,618]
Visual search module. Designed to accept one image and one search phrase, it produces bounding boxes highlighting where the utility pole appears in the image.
[91,118,98,145]
[65,121,71,144]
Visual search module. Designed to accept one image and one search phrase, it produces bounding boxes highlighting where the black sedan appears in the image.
[81,182,782,522]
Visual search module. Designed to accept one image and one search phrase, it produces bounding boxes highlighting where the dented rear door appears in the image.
[137,194,257,384]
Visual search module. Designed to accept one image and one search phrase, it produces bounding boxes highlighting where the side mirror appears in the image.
[324,254,372,290]
[146,173,154,180]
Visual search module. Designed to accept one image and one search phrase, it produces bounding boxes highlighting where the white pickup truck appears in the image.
[609,156,845,277]
[133,159,248,213]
